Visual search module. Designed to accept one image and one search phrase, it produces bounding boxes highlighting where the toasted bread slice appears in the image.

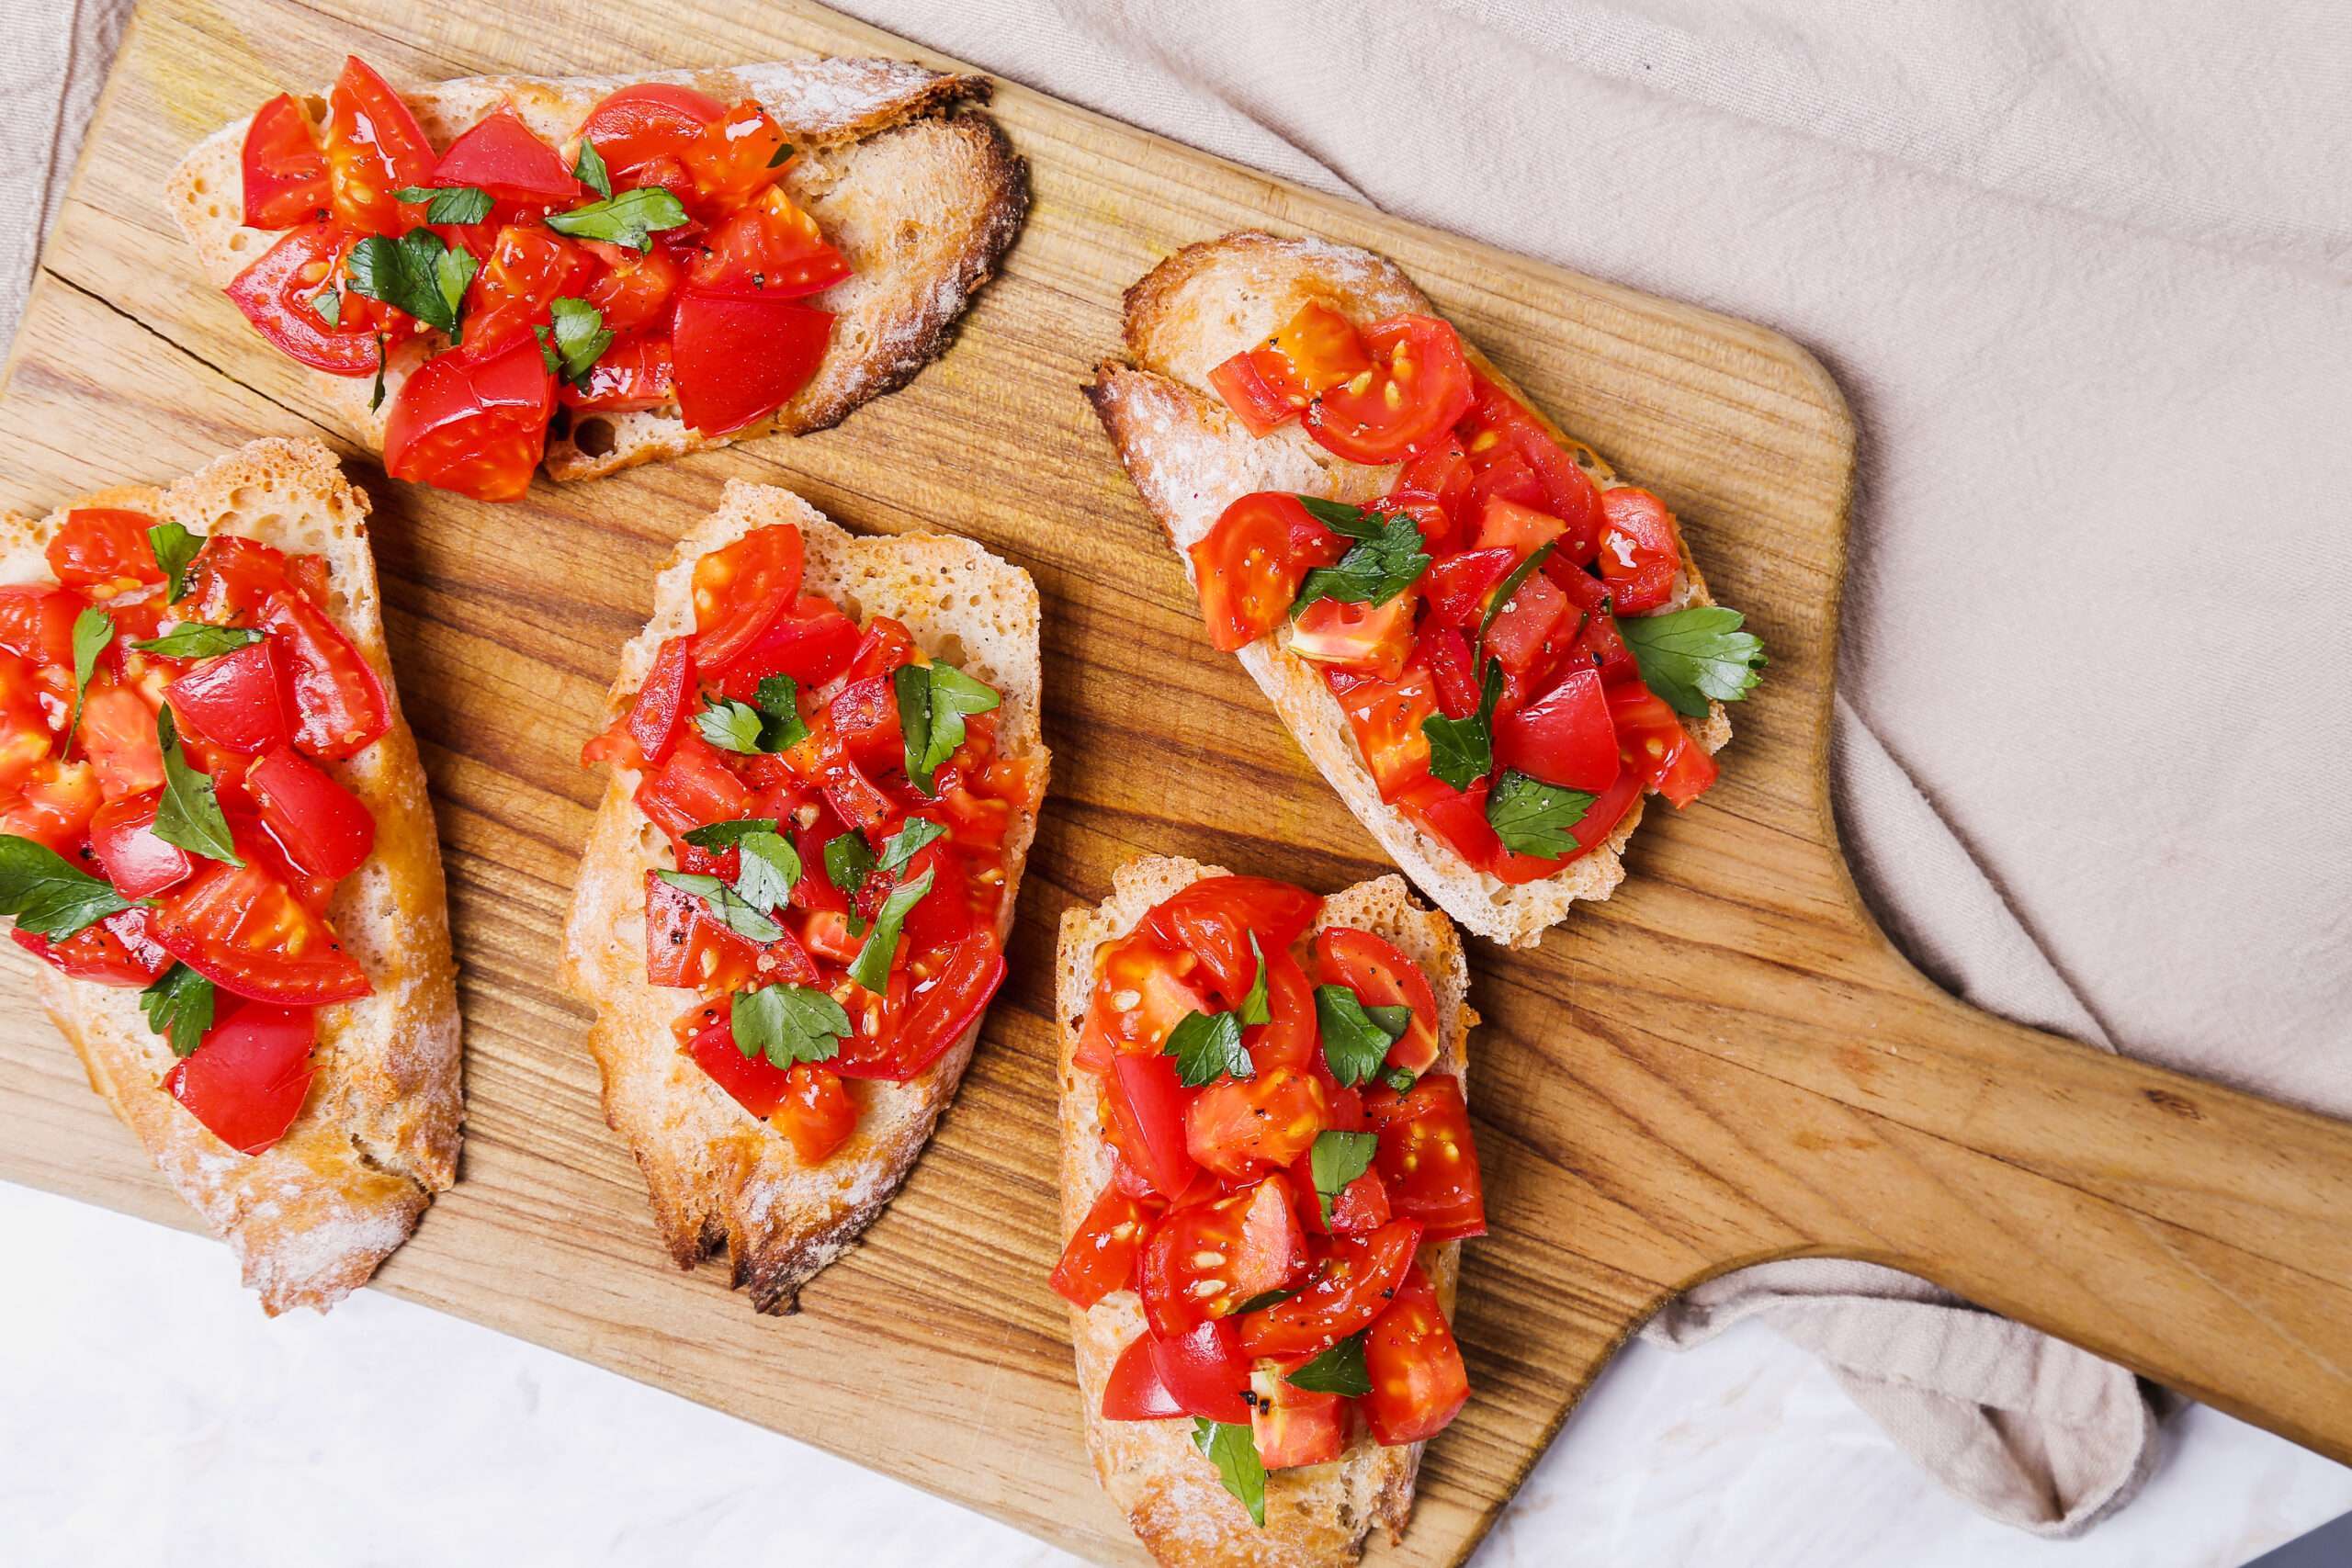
[0,438,462,1314]
[167,59,1026,484]
[561,480,1046,1312]
[1057,857,1476,1565]
[1088,231,1731,948]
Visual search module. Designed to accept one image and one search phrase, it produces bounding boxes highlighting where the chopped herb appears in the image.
[1190,1420,1267,1527]
[140,964,216,1058]
[1381,1065,1419,1094]
[730,829,802,913]
[694,676,805,755]
[1235,931,1271,1028]
[370,334,388,412]
[1315,985,1412,1088]
[1284,1333,1372,1397]
[1308,1129,1379,1224]
[654,869,783,943]
[535,296,613,388]
[545,186,690,253]
[1619,604,1768,717]
[152,706,241,866]
[824,831,876,900]
[66,607,112,740]
[1292,509,1430,614]
[1420,658,1502,792]
[147,522,203,603]
[0,834,140,939]
[1295,495,1388,540]
[894,661,1001,795]
[680,818,781,851]
[876,818,945,878]
[1231,1287,1296,1315]
[133,624,264,660]
[1485,769,1595,859]
[846,866,935,993]
[572,138,613,199]
[345,227,477,338]
[729,982,850,1070]
[765,141,797,168]
[390,183,494,225]
[1164,1008,1251,1088]
[312,288,342,327]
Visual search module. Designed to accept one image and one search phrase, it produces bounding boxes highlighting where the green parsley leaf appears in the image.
[1619,604,1768,718]
[729,982,850,1071]
[390,184,494,225]
[752,675,809,750]
[731,829,802,913]
[66,607,112,739]
[653,869,783,942]
[1295,495,1387,541]
[140,964,216,1058]
[148,522,203,603]
[0,834,140,939]
[1284,1333,1372,1397]
[695,677,805,756]
[680,818,780,851]
[765,141,796,169]
[313,288,342,328]
[1190,1420,1267,1527]
[894,661,1001,795]
[1165,1008,1252,1088]
[535,296,613,389]
[1381,1065,1419,1094]
[1486,769,1596,859]
[369,334,388,412]
[1236,931,1271,1028]
[824,830,876,901]
[1308,1129,1379,1224]
[346,227,478,338]
[132,624,264,660]
[847,866,934,993]
[153,706,240,866]
[1421,658,1502,792]
[1293,511,1430,614]
[877,818,945,878]
[545,186,689,253]
[1475,542,1555,654]
[1315,985,1412,1088]
[572,138,613,199]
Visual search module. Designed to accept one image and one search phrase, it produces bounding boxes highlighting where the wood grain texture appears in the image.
[2,3,2348,1564]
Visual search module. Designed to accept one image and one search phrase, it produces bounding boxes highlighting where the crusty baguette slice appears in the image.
[1088,231,1730,948]
[168,58,1026,484]
[1058,857,1476,1566]
[560,480,1046,1313]
[0,438,463,1314]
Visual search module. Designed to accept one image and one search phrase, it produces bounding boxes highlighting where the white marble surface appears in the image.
[4,1180,2346,1567]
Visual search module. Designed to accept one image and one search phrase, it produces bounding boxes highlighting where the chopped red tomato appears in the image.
[827,675,902,773]
[1186,492,1340,652]
[323,56,435,235]
[624,636,694,768]
[1147,1319,1255,1425]
[1102,1333,1186,1420]
[1082,931,1218,1065]
[1050,1184,1160,1310]
[0,760,100,852]
[1235,1217,1423,1358]
[771,1063,857,1162]
[431,106,580,203]
[634,732,753,840]
[1596,488,1683,615]
[1423,547,1518,629]
[1459,377,1604,564]
[1141,874,1322,1003]
[10,908,172,987]
[688,187,849,298]
[225,222,385,376]
[88,792,193,899]
[1479,566,1566,677]
[247,746,375,880]
[260,589,390,760]
[574,84,726,184]
[1139,1179,1306,1337]
[1365,1074,1486,1241]
[1207,299,1372,437]
[854,927,1004,1081]
[77,683,164,800]
[1362,1264,1470,1444]
[1250,1363,1346,1469]
[671,290,831,435]
[713,596,858,698]
[1304,315,1475,464]
[684,1012,797,1119]
[1185,1066,1329,1181]
[1606,682,1717,807]
[1314,927,1442,1076]
[582,243,682,333]
[557,333,674,413]
[1328,663,1438,803]
[382,332,556,502]
[690,525,804,669]
[164,639,289,756]
[1494,666,1620,793]
[1288,592,1416,680]
[47,509,163,593]
[1104,1049,1200,1198]
[241,93,329,228]
[164,999,318,1155]
[466,225,594,355]
[1555,563,1637,685]
[152,848,372,1006]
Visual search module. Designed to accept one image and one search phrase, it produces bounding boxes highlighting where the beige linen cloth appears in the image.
[6,0,2347,1541]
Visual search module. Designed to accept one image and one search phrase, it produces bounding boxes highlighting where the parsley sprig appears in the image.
[1315,985,1413,1087]
[1191,1419,1267,1527]
[546,186,689,253]
[536,297,614,389]
[1486,770,1597,858]
[141,964,216,1058]
[1308,1129,1378,1224]
[894,661,1001,795]
[729,982,849,1070]
[0,835,140,939]
[1291,495,1430,615]
[1620,605,1768,717]
[346,227,478,340]
[390,183,493,225]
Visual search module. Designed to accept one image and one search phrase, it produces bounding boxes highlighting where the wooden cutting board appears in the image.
[5,2,2349,1562]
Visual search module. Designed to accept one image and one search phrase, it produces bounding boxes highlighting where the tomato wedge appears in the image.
[242,93,330,229]
[1207,299,1372,437]
[686,1012,801,1121]
[1304,315,1475,464]
[431,106,580,203]
[1102,1333,1186,1421]
[1595,488,1683,615]
[875,928,1006,1081]
[48,509,164,592]
[248,745,376,881]
[1185,492,1340,652]
[1606,682,1718,808]
[164,639,289,756]
[770,1062,857,1162]
[88,793,193,899]
[1250,1363,1346,1469]
[10,908,172,987]
[624,636,695,767]
[1459,376,1604,565]
[151,848,372,1006]
[1142,874,1322,1001]
[1185,1066,1329,1182]
[225,222,382,376]
[671,291,832,436]
[582,244,682,333]
[260,589,390,760]
[164,998,319,1155]
[382,332,556,502]
[634,732,753,841]
[1362,1264,1470,1444]
[688,187,849,299]
[1104,1049,1200,1198]
[1493,666,1620,793]
[323,56,435,235]
[1234,1217,1422,1358]
[557,333,674,413]
[1288,593,1417,680]
[1365,1074,1486,1241]
[1050,1184,1160,1310]
[1138,1179,1306,1337]
[690,525,805,669]
[1314,927,1442,1076]
[1148,1318,1256,1425]
[1327,663,1439,804]
[713,596,859,698]
[77,683,164,801]
[573,83,726,184]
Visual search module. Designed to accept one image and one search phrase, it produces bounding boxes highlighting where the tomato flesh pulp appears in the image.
[219,61,852,498]
[1362,1264,1470,1444]
[164,1000,320,1155]
[582,521,1024,1159]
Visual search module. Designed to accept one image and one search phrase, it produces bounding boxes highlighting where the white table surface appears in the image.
[5,1179,2346,1566]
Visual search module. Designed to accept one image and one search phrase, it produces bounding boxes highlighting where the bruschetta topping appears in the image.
[225,58,851,501]
[0,508,390,1155]
[1192,306,1768,885]
[581,521,1037,1165]
[1053,874,1481,1515]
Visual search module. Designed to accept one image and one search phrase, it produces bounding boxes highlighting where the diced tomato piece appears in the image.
[1148,1319,1255,1425]
[323,56,435,235]
[687,186,849,298]
[1204,350,1295,438]
[1105,1049,1200,1198]
[1595,488,1683,615]
[241,93,330,229]
[1329,1168,1393,1235]
[557,332,674,413]
[1423,626,1480,719]
[771,1062,857,1163]
[247,745,375,881]
[1186,492,1342,652]
[259,589,390,760]
[684,1012,795,1118]
[844,617,918,682]
[1390,438,1474,546]
[690,525,805,670]
[574,84,726,184]
[1141,874,1322,1003]
[10,908,172,987]
[1235,1218,1423,1359]
[1102,1333,1186,1421]
[671,291,831,435]
[1286,592,1416,680]
[714,596,858,698]
[1422,548,1515,630]
[164,998,319,1154]
[382,332,556,502]
[77,682,164,801]
[1475,495,1566,560]
[828,675,902,773]
[800,728,894,836]
[1459,375,1604,565]
[1606,682,1718,807]
[633,732,753,840]
[0,585,79,676]
[0,759,100,852]
[582,243,683,333]
[1327,663,1438,804]
[1139,1179,1307,1338]
[48,509,164,593]
[1494,666,1620,793]
[624,636,694,768]
[1185,1066,1329,1182]
[1554,563,1638,684]
[1207,299,1372,437]
[797,907,862,964]
[1314,927,1442,1077]
[431,106,580,203]
[1050,1184,1161,1310]
[151,843,371,1006]
[164,639,289,756]
[1082,931,1219,1066]
[225,222,387,377]
[1250,1362,1346,1469]
[1479,570,1566,678]
[1362,1264,1470,1445]
[1303,315,1474,464]
[463,224,594,357]
[88,792,193,899]
[1365,1074,1486,1241]
[840,926,1004,1082]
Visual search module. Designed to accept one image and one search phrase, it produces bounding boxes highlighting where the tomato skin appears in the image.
[671,291,832,436]
[687,187,849,298]
[1595,488,1683,615]
[770,1063,857,1162]
[1287,592,1417,680]
[1493,666,1620,793]
[574,84,726,184]
[1365,1074,1486,1241]
[1082,931,1219,1066]
[1185,1066,1329,1181]
[1,760,101,852]
[463,224,593,354]
[225,222,384,376]
[430,106,580,203]
[1187,492,1341,652]
[152,849,372,1006]
[690,525,805,670]
[241,94,330,228]
[1362,1264,1470,1445]
[164,639,289,757]
[1605,682,1718,808]
[1304,315,1476,464]
[323,56,435,235]
[1314,927,1442,1077]
[247,745,375,881]
[1235,1218,1424,1359]
[1102,1333,1186,1421]
[1205,351,1295,438]
[384,333,556,501]
[713,596,858,698]
[77,683,164,801]
[1207,299,1371,437]
[1141,874,1322,1002]
[1050,1184,1160,1310]
[164,998,318,1155]
[1327,662,1438,804]
[828,675,902,773]
[625,636,694,768]
[11,908,172,987]
[1147,1319,1255,1425]
[1105,1049,1200,1198]
[260,589,390,760]
[88,792,193,899]
[684,1013,792,1118]
[1250,1363,1347,1469]
[1479,566,1566,678]
[48,509,164,592]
